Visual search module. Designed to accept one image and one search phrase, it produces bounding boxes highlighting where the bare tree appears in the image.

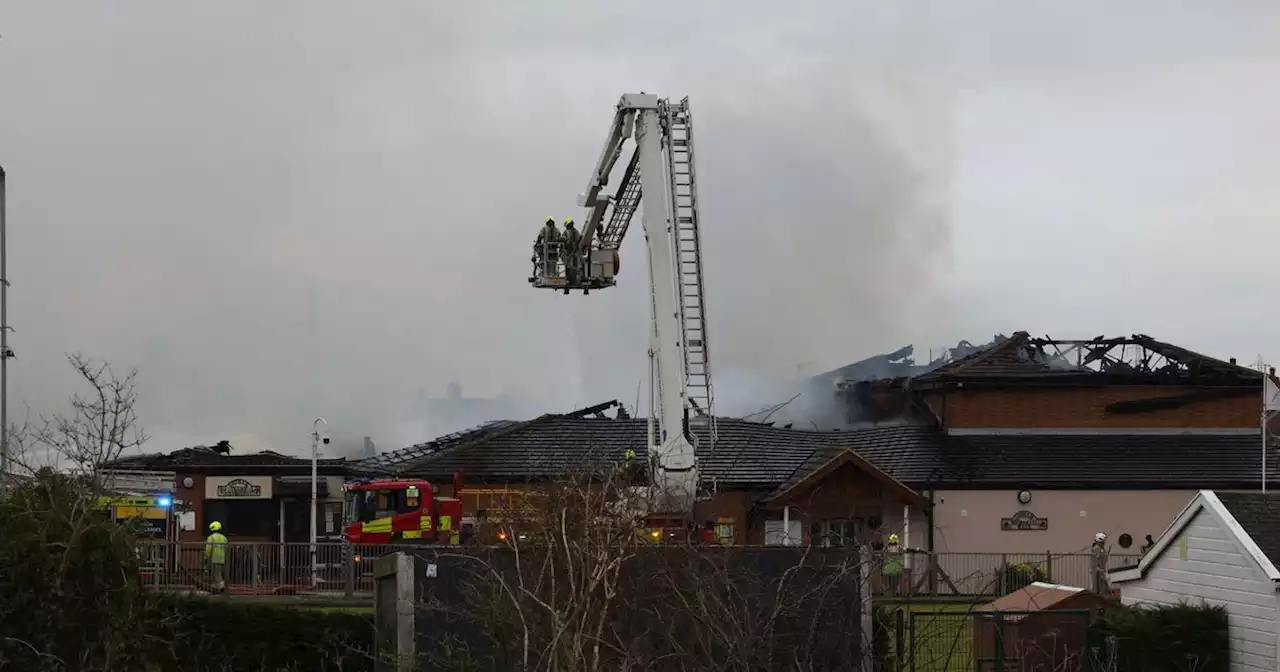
[435,468,648,671]
[0,354,160,670]
[407,459,877,672]
[14,353,148,487]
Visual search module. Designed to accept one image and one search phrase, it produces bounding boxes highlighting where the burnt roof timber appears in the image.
[908,332,1262,386]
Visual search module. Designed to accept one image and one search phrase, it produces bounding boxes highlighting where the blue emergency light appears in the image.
[156,496,172,507]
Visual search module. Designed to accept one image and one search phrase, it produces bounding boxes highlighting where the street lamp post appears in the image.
[310,417,329,588]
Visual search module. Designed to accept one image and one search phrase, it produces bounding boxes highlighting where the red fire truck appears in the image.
[342,473,465,545]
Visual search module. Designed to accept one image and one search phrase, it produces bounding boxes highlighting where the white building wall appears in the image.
[1120,510,1277,672]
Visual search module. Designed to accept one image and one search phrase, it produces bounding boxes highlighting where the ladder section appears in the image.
[596,151,642,251]
[663,97,717,442]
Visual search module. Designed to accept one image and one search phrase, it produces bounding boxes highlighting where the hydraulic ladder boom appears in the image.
[526,93,717,514]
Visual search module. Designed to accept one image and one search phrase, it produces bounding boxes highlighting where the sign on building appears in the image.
[1000,509,1049,531]
[205,475,273,500]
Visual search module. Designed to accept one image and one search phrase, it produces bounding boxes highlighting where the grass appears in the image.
[884,602,980,672]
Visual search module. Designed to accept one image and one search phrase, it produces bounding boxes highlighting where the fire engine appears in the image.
[342,472,465,545]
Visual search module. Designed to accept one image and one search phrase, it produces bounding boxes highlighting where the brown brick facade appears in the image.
[452,483,759,546]
[694,490,752,545]
[924,386,1260,429]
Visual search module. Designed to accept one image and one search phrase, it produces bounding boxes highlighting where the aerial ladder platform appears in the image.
[527,94,717,514]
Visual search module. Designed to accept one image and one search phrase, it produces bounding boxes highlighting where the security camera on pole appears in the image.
[310,417,329,588]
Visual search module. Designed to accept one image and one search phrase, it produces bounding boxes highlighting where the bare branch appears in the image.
[26,354,148,487]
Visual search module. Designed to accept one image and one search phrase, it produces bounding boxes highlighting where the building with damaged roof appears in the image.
[106,442,350,545]
[356,405,1278,552]
[357,333,1279,566]
[833,331,1269,430]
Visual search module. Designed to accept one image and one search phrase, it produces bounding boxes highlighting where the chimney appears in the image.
[1230,357,1237,365]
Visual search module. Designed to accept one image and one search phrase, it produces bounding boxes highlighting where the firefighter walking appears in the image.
[205,521,228,594]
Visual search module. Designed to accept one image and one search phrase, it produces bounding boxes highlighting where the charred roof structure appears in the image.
[812,338,1003,387]
[911,332,1264,386]
[831,332,1270,425]
[107,442,347,474]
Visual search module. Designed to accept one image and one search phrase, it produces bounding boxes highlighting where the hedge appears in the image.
[154,596,376,671]
[1093,601,1230,672]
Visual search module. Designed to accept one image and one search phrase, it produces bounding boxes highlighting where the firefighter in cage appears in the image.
[533,217,562,280]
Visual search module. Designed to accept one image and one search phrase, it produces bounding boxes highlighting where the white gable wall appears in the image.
[1119,509,1278,671]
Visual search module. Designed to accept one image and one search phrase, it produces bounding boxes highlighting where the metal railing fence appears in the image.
[135,541,1141,600]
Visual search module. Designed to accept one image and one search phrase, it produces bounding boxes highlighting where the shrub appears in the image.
[1093,601,1229,672]
[1000,562,1048,594]
[0,470,157,670]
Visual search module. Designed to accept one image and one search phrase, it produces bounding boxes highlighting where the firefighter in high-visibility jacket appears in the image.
[621,447,637,483]
[882,533,906,596]
[205,521,229,594]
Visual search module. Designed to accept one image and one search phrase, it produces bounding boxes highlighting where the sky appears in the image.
[1,1,1278,457]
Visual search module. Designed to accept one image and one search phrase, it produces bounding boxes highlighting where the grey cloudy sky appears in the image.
[2,1,1278,455]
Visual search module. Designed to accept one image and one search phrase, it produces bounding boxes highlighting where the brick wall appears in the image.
[924,385,1260,429]
[694,490,751,544]
[175,472,206,543]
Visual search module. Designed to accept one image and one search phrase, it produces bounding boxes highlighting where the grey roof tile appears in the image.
[354,420,522,472]
[396,407,1280,493]
[1212,491,1280,567]
[396,413,940,488]
[936,433,1280,489]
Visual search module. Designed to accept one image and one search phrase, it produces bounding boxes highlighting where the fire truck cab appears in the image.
[342,474,464,545]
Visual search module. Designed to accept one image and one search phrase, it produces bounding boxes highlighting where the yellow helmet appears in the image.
[545,216,555,225]
[209,521,222,532]
[563,217,575,226]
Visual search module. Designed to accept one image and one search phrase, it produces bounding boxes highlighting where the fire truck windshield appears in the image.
[346,486,423,524]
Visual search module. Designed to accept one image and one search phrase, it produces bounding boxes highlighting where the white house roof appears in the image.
[1109,490,1280,583]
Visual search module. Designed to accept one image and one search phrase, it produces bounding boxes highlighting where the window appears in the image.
[405,486,421,510]
[464,488,528,518]
[345,488,422,524]
[764,519,802,546]
[204,499,276,538]
[324,502,342,535]
[811,519,866,548]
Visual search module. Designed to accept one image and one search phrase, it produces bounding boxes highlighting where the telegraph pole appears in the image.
[1,165,10,478]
